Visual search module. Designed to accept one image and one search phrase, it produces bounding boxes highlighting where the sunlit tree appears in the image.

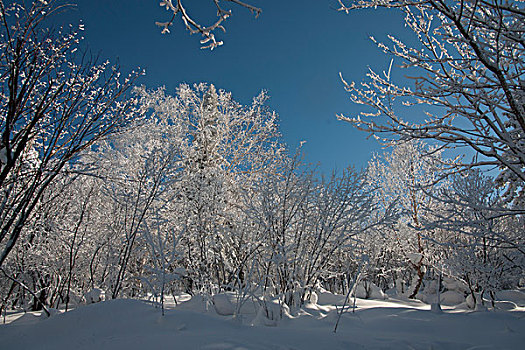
[0,0,140,268]
[338,0,525,207]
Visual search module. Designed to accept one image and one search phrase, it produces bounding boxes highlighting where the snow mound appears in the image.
[466,293,487,310]
[212,293,235,316]
[496,290,525,307]
[11,307,62,325]
[442,277,469,294]
[84,288,105,304]
[440,291,465,306]
[10,311,42,325]
[211,292,259,316]
[316,290,345,305]
[308,291,318,304]
[354,282,388,300]
[256,298,291,324]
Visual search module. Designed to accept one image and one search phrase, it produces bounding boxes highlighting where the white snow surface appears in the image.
[1,292,524,349]
[83,288,106,304]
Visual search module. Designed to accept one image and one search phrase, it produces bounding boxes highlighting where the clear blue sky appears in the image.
[56,0,409,173]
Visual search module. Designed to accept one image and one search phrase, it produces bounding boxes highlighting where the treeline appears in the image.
[1,83,523,316]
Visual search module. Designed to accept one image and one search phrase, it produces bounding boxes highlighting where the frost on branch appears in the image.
[0,0,141,269]
[156,0,262,49]
[338,0,525,207]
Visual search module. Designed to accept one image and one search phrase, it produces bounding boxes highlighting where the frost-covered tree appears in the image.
[136,83,284,296]
[140,209,186,315]
[0,0,140,268]
[299,168,381,301]
[241,150,387,309]
[425,169,525,305]
[367,140,446,298]
[242,153,315,306]
[0,169,110,312]
[156,0,262,49]
[338,0,525,207]
[82,108,185,299]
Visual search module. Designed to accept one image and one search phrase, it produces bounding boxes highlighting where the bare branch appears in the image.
[156,0,262,49]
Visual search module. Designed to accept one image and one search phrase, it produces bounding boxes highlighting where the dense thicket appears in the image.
[1,84,523,316]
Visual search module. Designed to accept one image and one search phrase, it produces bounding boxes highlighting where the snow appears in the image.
[407,252,423,265]
[1,291,524,349]
[317,288,345,305]
[496,290,525,306]
[366,282,387,300]
[351,282,388,300]
[83,288,106,304]
[212,293,235,316]
[440,291,465,306]
[442,277,469,293]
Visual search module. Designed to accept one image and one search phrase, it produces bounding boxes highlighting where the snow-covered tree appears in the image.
[425,169,525,306]
[0,169,109,312]
[241,150,388,309]
[134,83,285,296]
[367,140,446,298]
[0,0,140,268]
[83,108,185,299]
[299,167,385,303]
[338,0,525,207]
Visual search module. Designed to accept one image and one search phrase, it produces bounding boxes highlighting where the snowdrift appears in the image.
[1,293,524,349]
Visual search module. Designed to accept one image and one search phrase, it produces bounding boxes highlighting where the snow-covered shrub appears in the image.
[252,298,291,326]
[495,290,525,307]
[212,293,235,316]
[307,291,318,305]
[353,281,387,300]
[84,288,105,304]
[316,288,345,306]
[466,293,486,310]
[440,291,465,306]
[442,277,469,295]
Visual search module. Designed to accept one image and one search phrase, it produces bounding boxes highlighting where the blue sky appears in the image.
[57,0,409,173]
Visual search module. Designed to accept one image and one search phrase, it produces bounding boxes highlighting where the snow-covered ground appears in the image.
[1,291,524,350]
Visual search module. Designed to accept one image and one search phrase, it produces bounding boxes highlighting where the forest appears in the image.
[0,0,524,349]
